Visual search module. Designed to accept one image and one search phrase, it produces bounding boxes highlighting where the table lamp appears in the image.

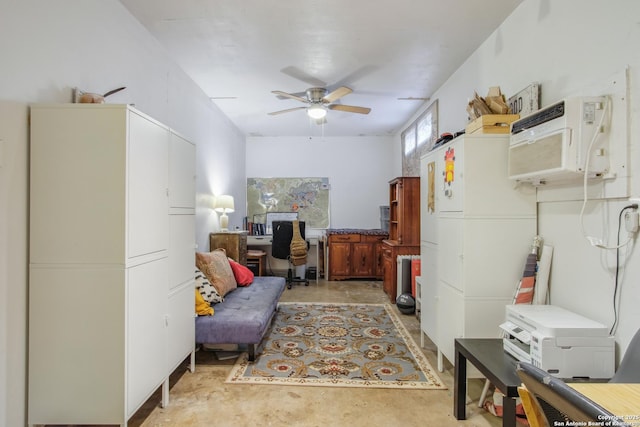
[214,195,235,231]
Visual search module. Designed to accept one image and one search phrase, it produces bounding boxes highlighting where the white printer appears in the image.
[500,304,614,379]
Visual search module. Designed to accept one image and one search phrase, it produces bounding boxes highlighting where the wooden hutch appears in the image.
[381,177,420,302]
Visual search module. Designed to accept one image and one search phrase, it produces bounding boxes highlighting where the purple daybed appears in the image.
[195,276,286,361]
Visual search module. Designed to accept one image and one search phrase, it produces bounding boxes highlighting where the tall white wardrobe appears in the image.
[28,104,196,426]
[419,134,536,371]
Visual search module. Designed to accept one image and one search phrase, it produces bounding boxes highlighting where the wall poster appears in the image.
[247,177,330,229]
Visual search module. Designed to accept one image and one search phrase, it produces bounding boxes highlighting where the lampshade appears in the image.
[307,104,327,119]
[214,195,235,213]
[214,195,234,231]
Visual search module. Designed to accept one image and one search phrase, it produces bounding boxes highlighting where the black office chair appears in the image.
[609,327,640,383]
[515,362,631,427]
[271,220,309,289]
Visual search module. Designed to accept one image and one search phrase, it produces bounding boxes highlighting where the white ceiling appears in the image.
[120,0,523,137]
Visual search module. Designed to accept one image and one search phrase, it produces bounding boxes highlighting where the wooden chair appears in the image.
[247,249,267,276]
[517,385,547,427]
[516,362,631,427]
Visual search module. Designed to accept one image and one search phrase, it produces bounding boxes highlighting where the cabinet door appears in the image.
[167,281,195,372]
[437,138,464,214]
[352,242,374,277]
[29,105,127,265]
[420,243,438,345]
[436,282,464,365]
[382,245,394,297]
[437,217,463,292]
[29,266,126,424]
[421,149,441,244]
[328,242,351,278]
[127,258,167,416]
[169,132,196,210]
[375,242,385,277]
[128,110,169,259]
[169,214,195,292]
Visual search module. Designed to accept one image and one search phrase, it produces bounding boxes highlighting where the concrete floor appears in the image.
[128,280,503,427]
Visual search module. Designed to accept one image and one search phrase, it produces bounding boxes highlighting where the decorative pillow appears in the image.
[195,268,224,304]
[228,258,254,286]
[195,289,214,316]
[195,249,237,297]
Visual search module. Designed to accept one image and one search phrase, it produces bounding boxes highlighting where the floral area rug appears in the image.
[226,303,446,389]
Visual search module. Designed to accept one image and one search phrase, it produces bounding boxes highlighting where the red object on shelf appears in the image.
[411,259,421,297]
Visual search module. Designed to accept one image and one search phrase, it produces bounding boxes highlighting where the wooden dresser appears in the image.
[327,229,388,281]
[382,177,420,302]
[209,231,248,265]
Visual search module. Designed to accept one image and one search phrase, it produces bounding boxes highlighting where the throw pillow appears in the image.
[228,258,254,286]
[195,249,237,297]
[195,289,214,316]
[195,268,224,304]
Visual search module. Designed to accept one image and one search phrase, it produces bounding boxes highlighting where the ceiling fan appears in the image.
[268,86,371,121]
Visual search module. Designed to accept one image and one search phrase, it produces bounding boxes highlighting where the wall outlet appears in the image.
[624,211,639,233]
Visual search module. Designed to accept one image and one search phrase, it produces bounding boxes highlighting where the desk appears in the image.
[247,235,320,284]
[455,338,521,427]
[569,383,640,419]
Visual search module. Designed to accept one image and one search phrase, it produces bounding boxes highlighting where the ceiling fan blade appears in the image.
[328,104,371,114]
[274,91,306,100]
[268,106,307,115]
[271,90,308,103]
[323,86,352,103]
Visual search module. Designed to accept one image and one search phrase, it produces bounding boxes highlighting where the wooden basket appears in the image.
[466,114,519,134]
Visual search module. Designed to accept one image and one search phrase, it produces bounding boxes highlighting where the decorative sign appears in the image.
[508,83,540,117]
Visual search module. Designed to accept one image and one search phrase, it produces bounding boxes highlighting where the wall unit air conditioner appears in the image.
[508,96,609,185]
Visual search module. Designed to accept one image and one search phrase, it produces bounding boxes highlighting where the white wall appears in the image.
[403,0,640,358]
[0,1,243,425]
[246,136,398,232]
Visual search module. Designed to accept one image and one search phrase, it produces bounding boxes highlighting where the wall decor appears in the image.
[247,177,330,229]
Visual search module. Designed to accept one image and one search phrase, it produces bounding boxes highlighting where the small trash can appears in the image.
[306,267,317,280]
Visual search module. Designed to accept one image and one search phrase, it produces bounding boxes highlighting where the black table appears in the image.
[454,338,521,427]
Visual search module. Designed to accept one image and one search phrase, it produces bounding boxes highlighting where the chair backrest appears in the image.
[610,327,640,383]
[516,362,630,426]
[271,220,305,260]
[517,386,546,427]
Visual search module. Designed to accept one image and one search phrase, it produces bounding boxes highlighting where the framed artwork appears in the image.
[402,99,438,176]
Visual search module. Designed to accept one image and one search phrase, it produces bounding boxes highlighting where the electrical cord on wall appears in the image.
[610,203,638,334]
[577,97,632,250]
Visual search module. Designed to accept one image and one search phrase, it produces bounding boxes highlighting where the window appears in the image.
[401,100,438,176]
[416,110,434,149]
[403,127,416,156]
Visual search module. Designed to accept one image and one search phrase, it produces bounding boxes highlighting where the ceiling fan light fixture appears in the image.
[307,104,327,119]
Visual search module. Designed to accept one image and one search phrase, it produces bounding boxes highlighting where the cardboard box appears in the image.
[466,114,520,134]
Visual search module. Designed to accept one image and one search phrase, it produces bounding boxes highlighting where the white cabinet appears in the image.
[419,134,536,371]
[28,104,195,426]
[418,144,445,351]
